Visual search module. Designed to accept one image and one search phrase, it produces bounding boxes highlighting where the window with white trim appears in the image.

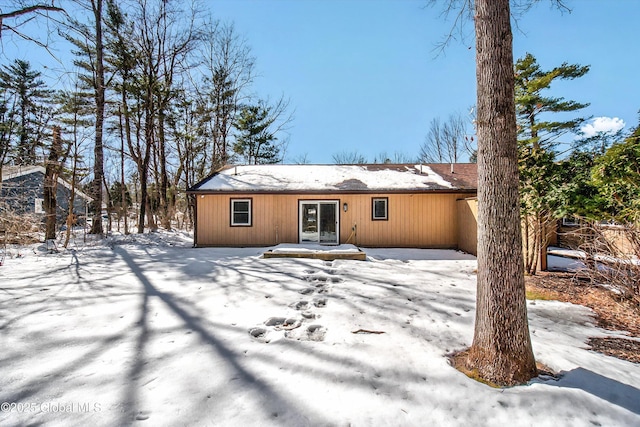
[231,198,252,226]
[372,197,388,221]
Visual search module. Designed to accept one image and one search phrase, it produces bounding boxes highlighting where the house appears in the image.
[0,165,93,222]
[188,163,478,252]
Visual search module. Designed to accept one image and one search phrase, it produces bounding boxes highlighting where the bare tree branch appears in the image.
[0,4,64,21]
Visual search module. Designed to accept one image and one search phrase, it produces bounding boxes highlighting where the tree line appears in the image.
[0,0,292,236]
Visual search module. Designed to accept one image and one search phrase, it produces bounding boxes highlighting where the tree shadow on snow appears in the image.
[547,367,640,415]
[113,246,327,425]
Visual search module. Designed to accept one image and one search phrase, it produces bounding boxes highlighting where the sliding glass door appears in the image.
[299,201,339,244]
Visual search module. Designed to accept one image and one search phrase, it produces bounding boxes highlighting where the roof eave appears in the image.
[186,188,477,195]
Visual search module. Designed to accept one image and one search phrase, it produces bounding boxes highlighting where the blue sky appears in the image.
[208,0,640,163]
[2,0,639,164]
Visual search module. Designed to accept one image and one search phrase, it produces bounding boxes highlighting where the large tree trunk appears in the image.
[465,0,537,386]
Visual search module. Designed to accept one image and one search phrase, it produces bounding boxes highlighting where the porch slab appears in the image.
[263,244,367,261]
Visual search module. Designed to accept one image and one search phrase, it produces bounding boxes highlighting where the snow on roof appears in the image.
[2,165,94,202]
[191,164,477,193]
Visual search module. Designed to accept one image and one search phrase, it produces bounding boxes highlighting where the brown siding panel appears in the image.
[196,192,472,248]
[457,198,478,255]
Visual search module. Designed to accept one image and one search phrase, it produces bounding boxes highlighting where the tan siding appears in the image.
[196,192,471,248]
[457,198,478,255]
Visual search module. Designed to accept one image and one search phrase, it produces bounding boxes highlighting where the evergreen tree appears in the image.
[514,53,589,274]
[109,181,132,212]
[591,123,640,223]
[553,150,602,220]
[0,59,52,165]
[233,102,281,164]
[63,0,108,235]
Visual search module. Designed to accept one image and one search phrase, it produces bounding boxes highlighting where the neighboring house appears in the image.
[0,165,93,222]
[188,163,479,253]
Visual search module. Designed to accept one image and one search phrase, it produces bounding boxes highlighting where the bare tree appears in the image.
[149,0,200,230]
[55,83,93,248]
[292,152,311,165]
[332,150,367,164]
[420,112,471,163]
[197,20,255,173]
[373,151,415,164]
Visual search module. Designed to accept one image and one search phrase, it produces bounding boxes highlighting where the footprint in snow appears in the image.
[264,317,301,331]
[264,317,286,327]
[313,297,327,308]
[298,287,316,295]
[285,324,327,342]
[306,275,329,282]
[307,275,343,284]
[315,284,329,294]
[248,327,270,343]
[290,300,310,310]
[280,318,301,330]
[301,310,319,319]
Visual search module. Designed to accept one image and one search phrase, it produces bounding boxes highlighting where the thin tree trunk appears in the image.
[157,109,171,230]
[63,143,78,249]
[119,106,128,235]
[465,0,537,386]
[44,126,63,240]
[90,0,105,236]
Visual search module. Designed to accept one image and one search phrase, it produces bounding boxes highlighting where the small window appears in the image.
[562,216,578,226]
[372,197,388,221]
[231,198,252,226]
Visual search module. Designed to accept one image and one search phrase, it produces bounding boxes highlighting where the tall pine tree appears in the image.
[515,53,589,273]
[0,59,52,165]
[233,101,283,165]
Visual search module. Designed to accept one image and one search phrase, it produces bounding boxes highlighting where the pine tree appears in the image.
[0,59,52,165]
[591,123,640,223]
[233,102,281,165]
[63,0,107,235]
[515,53,589,274]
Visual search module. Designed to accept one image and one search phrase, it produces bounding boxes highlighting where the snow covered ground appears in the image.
[1,232,639,426]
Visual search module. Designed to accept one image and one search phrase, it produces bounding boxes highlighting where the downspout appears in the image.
[191,193,198,247]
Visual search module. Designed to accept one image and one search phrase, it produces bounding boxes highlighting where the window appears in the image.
[562,216,578,226]
[231,198,252,226]
[372,197,388,221]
